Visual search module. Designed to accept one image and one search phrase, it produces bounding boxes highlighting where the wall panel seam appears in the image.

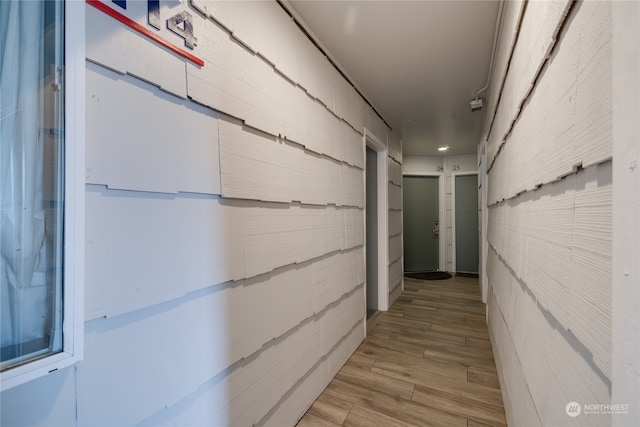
[229,117,365,170]
[486,160,611,208]
[86,184,366,211]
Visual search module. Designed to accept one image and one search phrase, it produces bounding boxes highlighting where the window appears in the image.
[1,0,83,390]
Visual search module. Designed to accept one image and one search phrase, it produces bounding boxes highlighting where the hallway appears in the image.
[297,276,506,427]
[2,1,638,425]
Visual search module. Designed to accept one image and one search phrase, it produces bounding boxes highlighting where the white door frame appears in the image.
[479,143,489,303]
[401,172,445,272]
[451,171,479,274]
[363,129,390,316]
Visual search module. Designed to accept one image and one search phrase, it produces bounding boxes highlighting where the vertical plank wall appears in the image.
[0,1,402,426]
[482,1,613,425]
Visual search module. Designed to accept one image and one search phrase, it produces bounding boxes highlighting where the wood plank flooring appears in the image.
[296,276,506,427]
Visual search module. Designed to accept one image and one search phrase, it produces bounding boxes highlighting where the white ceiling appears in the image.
[287,0,501,157]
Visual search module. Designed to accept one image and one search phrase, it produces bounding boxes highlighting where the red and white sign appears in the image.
[86,0,205,67]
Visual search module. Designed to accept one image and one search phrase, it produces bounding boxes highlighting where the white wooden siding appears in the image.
[388,157,403,187]
[389,234,402,264]
[334,83,366,133]
[488,162,612,376]
[482,0,525,134]
[486,0,573,164]
[388,129,402,164]
[86,186,365,319]
[484,1,613,425]
[219,118,363,207]
[487,248,610,427]
[86,63,220,195]
[312,248,365,313]
[3,1,399,425]
[86,4,188,98]
[388,210,403,237]
[488,1,612,205]
[388,181,402,211]
[261,324,364,426]
[388,258,403,296]
[78,286,363,426]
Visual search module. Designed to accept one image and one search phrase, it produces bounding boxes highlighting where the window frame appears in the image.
[0,0,85,391]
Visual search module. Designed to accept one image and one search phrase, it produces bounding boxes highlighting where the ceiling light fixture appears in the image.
[438,146,449,152]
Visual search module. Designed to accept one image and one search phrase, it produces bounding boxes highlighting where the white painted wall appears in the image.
[482,1,620,425]
[612,2,640,425]
[0,1,401,426]
[403,154,477,272]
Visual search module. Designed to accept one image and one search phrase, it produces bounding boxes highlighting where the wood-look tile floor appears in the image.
[296,276,507,427]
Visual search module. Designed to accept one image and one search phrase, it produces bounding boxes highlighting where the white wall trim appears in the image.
[479,141,489,304]
[364,129,390,314]
[612,1,640,423]
[377,150,389,311]
[451,172,479,274]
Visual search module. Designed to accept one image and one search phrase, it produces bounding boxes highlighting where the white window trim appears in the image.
[1,0,85,391]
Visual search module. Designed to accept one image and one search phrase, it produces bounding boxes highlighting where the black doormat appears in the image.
[456,272,479,278]
[404,271,452,281]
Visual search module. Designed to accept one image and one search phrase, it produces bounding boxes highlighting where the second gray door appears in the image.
[455,174,479,273]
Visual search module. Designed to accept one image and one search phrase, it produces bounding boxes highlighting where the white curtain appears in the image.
[0,1,48,352]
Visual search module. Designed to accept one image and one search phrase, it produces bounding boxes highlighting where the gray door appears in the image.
[365,147,378,319]
[455,174,479,273]
[403,176,439,272]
